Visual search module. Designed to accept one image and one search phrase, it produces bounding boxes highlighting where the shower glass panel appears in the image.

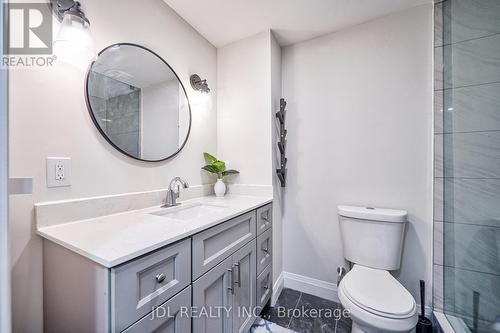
[434,0,500,332]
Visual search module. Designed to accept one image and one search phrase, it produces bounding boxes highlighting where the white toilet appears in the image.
[337,205,418,333]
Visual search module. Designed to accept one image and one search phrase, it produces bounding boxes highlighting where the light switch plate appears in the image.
[46,157,71,188]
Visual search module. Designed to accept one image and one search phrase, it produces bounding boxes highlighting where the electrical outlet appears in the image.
[46,157,71,188]
[55,162,65,180]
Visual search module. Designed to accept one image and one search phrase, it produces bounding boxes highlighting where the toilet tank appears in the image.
[337,205,408,271]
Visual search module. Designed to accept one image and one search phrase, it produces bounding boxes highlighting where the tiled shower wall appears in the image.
[88,72,141,157]
[433,0,500,332]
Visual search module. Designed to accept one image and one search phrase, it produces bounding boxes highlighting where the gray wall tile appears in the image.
[434,221,444,265]
[439,0,500,47]
[434,91,443,134]
[435,46,444,90]
[443,178,500,227]
[435,2,443,47]
[434,177,443,222]
[443,34,500,89]
[106,112,140,135]
[443,222,500,275]
[434,134,443,178]
[109,131,140,157]
[442,83,500,133]
[442,131,500,178]
[433,264,444,311]
[443,266,500,323]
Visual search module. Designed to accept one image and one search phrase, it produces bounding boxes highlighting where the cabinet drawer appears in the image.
[111,239,191,332]
[256,228,272,276]
[256,263,272,310]
[256,204,272,235]
[122,286,191,333]
[192,211,256,280]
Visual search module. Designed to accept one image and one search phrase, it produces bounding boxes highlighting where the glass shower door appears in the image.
[434,0,500,332]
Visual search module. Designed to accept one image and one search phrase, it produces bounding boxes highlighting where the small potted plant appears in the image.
[201,152,239,197]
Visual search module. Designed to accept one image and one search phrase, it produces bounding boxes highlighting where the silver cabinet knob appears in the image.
[156,273,166,283]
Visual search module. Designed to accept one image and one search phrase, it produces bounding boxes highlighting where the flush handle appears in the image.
[337,266,346,285]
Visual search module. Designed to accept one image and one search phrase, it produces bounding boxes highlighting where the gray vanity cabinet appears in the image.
[42,202,272,333]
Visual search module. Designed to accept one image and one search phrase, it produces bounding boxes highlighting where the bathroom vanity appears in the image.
[37,195,272,333]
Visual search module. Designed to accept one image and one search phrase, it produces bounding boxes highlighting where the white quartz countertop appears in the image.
[37,195,272,268]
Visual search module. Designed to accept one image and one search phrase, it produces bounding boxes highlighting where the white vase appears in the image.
[214,179,226,197]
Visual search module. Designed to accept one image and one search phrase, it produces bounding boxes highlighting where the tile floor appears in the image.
[259,288,352,333]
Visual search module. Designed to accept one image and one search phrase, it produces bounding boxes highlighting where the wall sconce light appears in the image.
[190,74,210,93]
[51,0,96,68]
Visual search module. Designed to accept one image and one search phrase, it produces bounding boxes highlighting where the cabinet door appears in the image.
[232,240,257,333]
[193,256,233,333]
[122,287,191,333]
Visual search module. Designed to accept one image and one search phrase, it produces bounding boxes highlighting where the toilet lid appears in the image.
[341,265,416,319]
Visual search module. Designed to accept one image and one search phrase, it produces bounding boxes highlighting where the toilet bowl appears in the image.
[338,265,417,333]
[336,205,418,333]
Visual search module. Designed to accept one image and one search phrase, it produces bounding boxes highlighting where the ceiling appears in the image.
[163,0,431,47]
[92,45,177,89]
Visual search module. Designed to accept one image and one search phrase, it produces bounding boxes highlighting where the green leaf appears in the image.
[202,165,219,174]
[203,152,217,163]
[222,169,239,177]
[212,160,226,171]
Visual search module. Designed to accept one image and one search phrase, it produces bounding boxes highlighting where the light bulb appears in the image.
[53,12,96,69]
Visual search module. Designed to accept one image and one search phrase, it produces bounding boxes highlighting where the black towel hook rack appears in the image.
[276,98,287,187]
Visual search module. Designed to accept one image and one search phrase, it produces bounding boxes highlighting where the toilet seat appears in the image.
[340,265,416,319]
[337,265,418,332]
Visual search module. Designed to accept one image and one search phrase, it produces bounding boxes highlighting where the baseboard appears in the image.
[283,271,339,303]
[271,272,284,306]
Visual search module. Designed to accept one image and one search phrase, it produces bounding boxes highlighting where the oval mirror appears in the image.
[86,43,191,161]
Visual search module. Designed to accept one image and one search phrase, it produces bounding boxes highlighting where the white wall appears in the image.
[141,79,180,160]
[217,31,272,186]
[217,30,283,286]
[8,1,217,331]
[281,4,433,304]
[271,33,283,286]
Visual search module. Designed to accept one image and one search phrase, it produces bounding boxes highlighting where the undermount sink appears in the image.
[150,203,228,221]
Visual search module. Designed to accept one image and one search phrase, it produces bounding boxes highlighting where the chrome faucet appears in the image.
[163,177,189,208]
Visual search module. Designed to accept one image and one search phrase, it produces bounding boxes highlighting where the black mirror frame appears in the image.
[84,43,192,162]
